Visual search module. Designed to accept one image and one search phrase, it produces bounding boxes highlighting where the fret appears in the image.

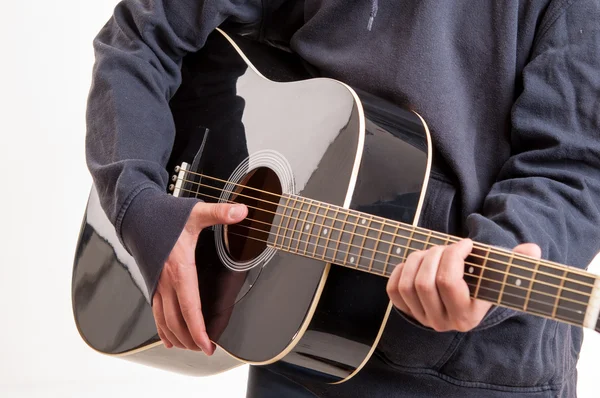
[330,210,349,264]
[397,228,426,264]
[300,201,317,255]
[367,218,386,272]
[400,228,414,263]
[472,251,510,304]
[552,270,568,319]
[345,213,367,269]
[283,198,301,251]
[272,195,293,249]
[267,196,287,247]
[464,244,486,298]
[317,204,336,261]
[269,196,599,330]
[382,223,400,276]
[340,212,359,267]
[356,215,376,271]
[427,231,449,248]
[555,270,594,325]
[392,227,411,261]
[497,255,534,310]
[309,203,328,259]
[473,249,489,299]
[497,253,514,305]
[292,197,310,254]
[524,259,541,312]
[364,219,393,275]
[527,264,564,319]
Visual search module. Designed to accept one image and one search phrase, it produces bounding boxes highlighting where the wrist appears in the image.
[119,184,200,298]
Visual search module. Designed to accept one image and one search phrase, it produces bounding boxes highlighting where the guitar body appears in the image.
[72,29,431,383]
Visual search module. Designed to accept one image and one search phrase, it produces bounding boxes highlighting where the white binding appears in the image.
[584,278,600,329]
[584,253,600,329]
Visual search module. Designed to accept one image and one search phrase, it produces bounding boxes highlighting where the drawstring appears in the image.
[367,0,379,31]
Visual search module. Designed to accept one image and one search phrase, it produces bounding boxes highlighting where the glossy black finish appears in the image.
[71,29,429,381]
[72,186,159,354]
[187,30,362,363]
[273,90,430,382]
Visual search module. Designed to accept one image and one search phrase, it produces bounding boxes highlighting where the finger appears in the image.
[414,246,447,327]
[153,292,184,349]
[153,293,173,348]
[436,239,483,327]
[192,202,248,230]
[162,288,202,351]
[387,263,414,318]
[513,243,542,259]
[175,260,215,355]
[156,325,172,349]
[397,251,427,322]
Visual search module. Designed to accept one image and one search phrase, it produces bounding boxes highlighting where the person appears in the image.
[85,0,600,396]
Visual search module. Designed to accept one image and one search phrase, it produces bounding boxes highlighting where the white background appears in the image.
[0,1,598,397]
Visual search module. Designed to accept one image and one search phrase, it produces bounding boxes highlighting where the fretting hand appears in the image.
[386,238,541,332]
[152,202,248,353]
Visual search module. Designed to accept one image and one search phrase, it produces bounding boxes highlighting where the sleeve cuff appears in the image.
[118,184,201,299]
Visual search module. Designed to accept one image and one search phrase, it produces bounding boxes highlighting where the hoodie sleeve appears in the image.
[85,0,262,299]
[465,1,600,326]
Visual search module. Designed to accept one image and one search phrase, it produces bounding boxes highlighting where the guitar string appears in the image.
[226,221,589,307]
[180,183,595,296]
[176,170,596,281]
[174,179,597,290]
[222,227,590,326]
[181,185,593,303]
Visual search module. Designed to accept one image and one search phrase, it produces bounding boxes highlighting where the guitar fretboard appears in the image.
[267,194,600,329]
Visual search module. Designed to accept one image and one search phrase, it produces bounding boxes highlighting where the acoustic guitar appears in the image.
[71,28,600,384]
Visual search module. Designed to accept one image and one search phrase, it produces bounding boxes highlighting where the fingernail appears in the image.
[229,205,245,219]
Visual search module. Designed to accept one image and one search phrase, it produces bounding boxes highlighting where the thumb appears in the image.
[513,243,542,259]
[191,202,248,230]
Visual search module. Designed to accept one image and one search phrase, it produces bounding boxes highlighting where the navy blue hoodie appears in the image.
[85,1,600,396]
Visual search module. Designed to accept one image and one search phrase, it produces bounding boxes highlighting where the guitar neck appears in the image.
[267,194,600,331]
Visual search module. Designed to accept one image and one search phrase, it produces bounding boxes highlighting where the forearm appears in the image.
[85,0,261,297]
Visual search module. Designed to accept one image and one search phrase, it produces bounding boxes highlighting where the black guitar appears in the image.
[71,28,600,384]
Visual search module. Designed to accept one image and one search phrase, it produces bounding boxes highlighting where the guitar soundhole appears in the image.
[225,167,282,262]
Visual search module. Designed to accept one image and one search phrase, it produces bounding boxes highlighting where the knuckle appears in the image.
[212,205,225,221]
[430,246,445,256]
[454,318,477,332]
[444,245,459,258]
[386,280,396,297]
[430,322,448,332]
[436,273,454,289]
[439,249,453,264]
[181,303,200,318]
[398,280,414,296]
[407,250,422,261]
[164,314,180,332]
[414,278,433,294]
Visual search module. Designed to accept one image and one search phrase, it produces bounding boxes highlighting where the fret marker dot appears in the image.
[305,224,310,231]
[350,257,355,264]
[515,279,522,287]
[468,266,474,274]
[361,218,366,225]
[323,229,328,235]
[395,247,401,255]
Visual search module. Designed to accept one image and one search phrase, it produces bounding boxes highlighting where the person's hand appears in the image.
[152,201,248,353]
[386,238,541,332]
